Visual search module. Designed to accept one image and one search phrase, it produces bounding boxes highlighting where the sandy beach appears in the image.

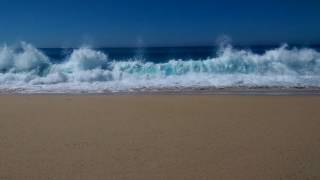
[1,95,320,180]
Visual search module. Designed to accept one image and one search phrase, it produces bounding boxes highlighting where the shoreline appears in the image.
[1,86,320,96]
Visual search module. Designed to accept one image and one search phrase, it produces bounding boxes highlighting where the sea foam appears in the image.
[0,42,320,93]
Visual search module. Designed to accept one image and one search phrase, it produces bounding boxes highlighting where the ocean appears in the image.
[0,42,320,93]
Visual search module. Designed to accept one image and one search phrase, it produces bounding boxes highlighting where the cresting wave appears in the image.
[0,42,320,93]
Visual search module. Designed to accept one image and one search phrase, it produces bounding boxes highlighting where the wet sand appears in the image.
[1,95,320,180]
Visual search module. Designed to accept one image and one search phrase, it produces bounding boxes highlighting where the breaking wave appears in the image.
[0,42,320,93]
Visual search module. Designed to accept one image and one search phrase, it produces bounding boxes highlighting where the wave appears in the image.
[0,42,320,93]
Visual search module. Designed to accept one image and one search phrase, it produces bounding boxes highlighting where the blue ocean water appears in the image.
[42,45,320,64]
[0,42,320,93]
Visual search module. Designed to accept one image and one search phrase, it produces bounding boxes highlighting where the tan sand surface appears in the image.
[1,95,320,180]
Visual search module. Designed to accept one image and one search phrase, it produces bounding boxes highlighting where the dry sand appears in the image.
[0,95,320,180]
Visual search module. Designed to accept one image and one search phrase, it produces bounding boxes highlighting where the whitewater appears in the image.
[0,42,320,93]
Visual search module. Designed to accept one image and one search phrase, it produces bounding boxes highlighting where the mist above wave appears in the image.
[0,42,319,92]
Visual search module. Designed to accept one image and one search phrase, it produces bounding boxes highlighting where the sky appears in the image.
[0,0,319,47]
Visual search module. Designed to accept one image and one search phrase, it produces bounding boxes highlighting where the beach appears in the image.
[1,95,320,180]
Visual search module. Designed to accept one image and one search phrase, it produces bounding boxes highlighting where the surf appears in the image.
[0,42,320,93]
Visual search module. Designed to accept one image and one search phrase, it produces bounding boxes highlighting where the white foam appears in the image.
[0,42,319,93]
[0,42,50,73]
[65,47,108,70]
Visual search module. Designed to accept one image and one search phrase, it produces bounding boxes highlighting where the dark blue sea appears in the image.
[42,45,320,63]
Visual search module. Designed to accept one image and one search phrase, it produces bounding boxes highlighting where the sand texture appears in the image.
[1,95,320,180]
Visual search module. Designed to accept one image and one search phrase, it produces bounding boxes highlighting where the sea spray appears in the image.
[0,42,320,93]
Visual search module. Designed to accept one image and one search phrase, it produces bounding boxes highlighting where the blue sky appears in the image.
[0,0,319,47]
